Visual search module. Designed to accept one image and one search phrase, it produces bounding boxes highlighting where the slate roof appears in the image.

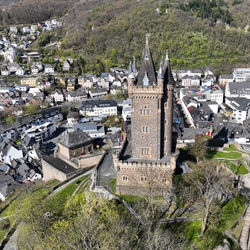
[43,156,77,174]
[136,42,157,86]
[81,99,117,110]
[228,82,250,95]
[58,129,93,149]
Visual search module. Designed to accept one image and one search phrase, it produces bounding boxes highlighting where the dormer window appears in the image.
[143,72,149,86]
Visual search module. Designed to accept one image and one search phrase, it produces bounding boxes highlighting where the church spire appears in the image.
[163,50,175,86]
[136,34,156,86]
[132,56,137,73]
[128,60,134,79]
[157,56,164,79]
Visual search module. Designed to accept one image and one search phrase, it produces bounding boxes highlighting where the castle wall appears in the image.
[115,157,176,195]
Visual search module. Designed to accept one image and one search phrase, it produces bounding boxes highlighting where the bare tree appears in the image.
[183,160,235,237]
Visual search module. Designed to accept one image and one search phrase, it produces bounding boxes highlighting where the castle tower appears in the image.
[128,38,175,160]
[114,37,176,195]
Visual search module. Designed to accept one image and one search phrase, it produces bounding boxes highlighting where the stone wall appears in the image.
[42,159,68,182]
[78,152,104,169]
[116,156,176,195]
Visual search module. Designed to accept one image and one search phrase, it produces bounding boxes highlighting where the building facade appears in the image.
[114,38,176,195]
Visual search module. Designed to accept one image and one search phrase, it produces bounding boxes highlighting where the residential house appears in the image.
[0,174,19,201]
[89,88,108,98]
[73,123,105,138]
[219,74,234,88]
[21,77,38,86]
[225,97,250,124]
[21,122,56,142]
[181,75,200,87]
[233,68,250,82]
[63,59,72,71]
[65,91,87,102]
[15,67,25,76]
[225,82,250,99]
[80,99,117,117]
[1,66,10,76]
[98,78,110,89]
[1,143,24,165]
[51,90,65,103]
[57,129,94,159]
[122,99,131,121]
[67,111,79,128]
[44,64,54,74]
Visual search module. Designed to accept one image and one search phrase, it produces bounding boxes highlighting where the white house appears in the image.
[225,97,250,124]
[15,67,25,76]
[225,82,250,99]
[233,68,250,82]
[122,99,131,121]
[44,64,54,74]
[51,90,64,103]
[181,75,200,87]
[21,122,56,141]
[89,88,108,98]
[80,100,117,117]
[2,145,23,165]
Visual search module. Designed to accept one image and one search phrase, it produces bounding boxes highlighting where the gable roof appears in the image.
[58,129,93,149]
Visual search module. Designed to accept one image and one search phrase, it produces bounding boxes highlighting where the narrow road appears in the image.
[240,204,250,250]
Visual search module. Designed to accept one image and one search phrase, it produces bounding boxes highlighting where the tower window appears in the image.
[140,105,150,116]
[142,126,150,133]
[141,147,150,156]
[122,176,128,181]
[162,178,167,183]
[140,176,147,182]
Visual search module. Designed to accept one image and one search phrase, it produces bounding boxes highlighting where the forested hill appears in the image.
[60,0,249,70]
[1,0,250,70]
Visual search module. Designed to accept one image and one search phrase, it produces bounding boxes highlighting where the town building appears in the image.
[57,129,94,159]
[225,82,250,99]
[225,97,250,124]
[21,122,56,142]
[233,68,250,82]
[181,75,200,87]
[80,99,117,117]
[114,38,176,195]
[219,74,234,88]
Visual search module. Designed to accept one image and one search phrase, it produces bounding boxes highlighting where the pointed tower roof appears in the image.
[137,35,157,86]
[128,60,134,79]
[163,50,175,86]
[157,56,164,79]
[132,56,137,73]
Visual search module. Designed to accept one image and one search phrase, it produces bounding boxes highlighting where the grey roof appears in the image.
[43,157,77,174]
[73,122,97,132]
[58,129,93,149]
[228,82,250,95]
[81,99,117,110]
[136,42,157,86]
[67,111,79,119]
[0,164,10,172]
[220,74,233,79]
[226,97,250,111]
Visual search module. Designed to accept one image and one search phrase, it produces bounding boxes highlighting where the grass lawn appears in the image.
[54,175,90,206]
[120,194,143,203]
[219,194,247,231]
[207,150,242,159]
[108,178,116,193]
[226,161,248,175]
[0,228,8,241]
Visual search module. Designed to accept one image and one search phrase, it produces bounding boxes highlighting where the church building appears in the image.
[114,37,177,195]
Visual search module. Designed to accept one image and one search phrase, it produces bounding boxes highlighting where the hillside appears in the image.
[0,0,249,71]
[59,0,250,70]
